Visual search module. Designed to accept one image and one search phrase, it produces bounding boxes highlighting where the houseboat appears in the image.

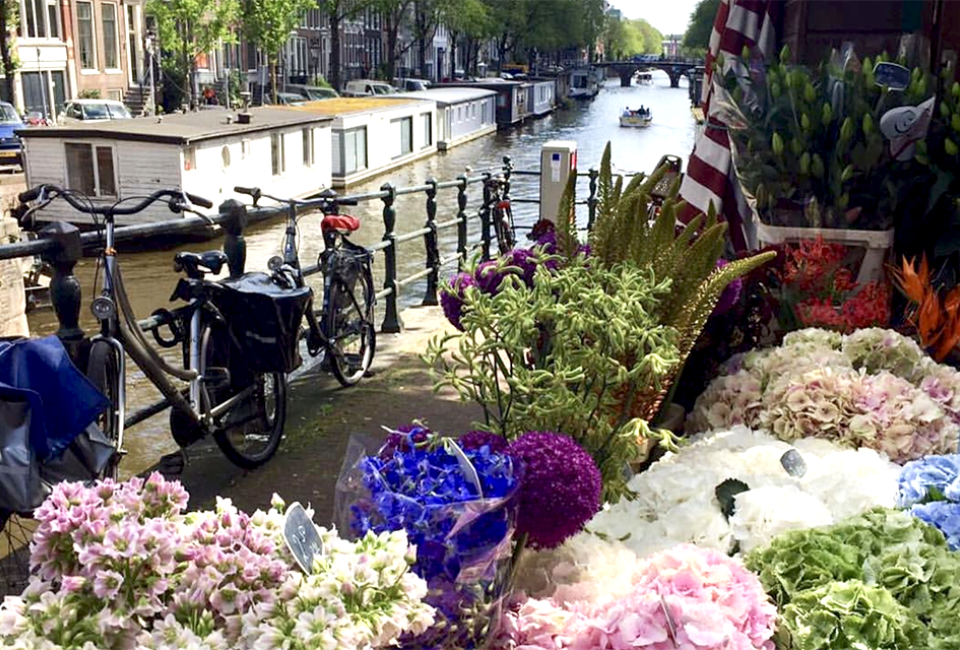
[286,97,437,187]
[382,87,496,150]
[436,81,527,128]
[569,68,600,99]
[18,108,334,226]
[526,79,556,117]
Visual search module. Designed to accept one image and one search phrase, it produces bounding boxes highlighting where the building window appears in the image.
[183,146,196,171]
[271,133,285,175]
[102,3,119,69]
[392,116,412,159]
[65,143,116,197]
[46,0,60,38]
[341,126,367,175]
[420,113,431,149]
[302,128,313,167]
[77,2,96,69]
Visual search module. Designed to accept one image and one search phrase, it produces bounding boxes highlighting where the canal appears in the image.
[26,73,698,475]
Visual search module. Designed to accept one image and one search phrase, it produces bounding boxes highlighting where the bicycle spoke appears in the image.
[1,513,36,597]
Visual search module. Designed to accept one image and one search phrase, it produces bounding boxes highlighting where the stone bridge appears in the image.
[596,60,703,88]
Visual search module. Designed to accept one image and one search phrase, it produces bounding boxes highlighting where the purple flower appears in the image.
[458,430,509,454]
[475,260,506,295]
[440,272,477,330]
[507,248,538,287]
[506,431,602,549]
[714,259,743,316]
[379,423,433,459]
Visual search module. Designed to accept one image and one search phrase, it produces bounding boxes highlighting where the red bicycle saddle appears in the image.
[321,214,360,233]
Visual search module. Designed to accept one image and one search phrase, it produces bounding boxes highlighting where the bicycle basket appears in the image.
[213,272,312,374]
[324,239,372,311]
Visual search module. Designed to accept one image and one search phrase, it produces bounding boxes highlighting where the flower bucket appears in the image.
[756,222,894,286]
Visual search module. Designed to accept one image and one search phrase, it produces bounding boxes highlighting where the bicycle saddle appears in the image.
[321,215,360,233]
[174,250,228,278]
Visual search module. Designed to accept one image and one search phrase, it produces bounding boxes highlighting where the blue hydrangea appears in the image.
[896,454,960,506]
[911,501,960,550]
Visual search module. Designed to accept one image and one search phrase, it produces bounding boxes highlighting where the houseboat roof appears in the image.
[386,87,496,106]
[436,81,526,90]
[280,96,431,117]
[17,107,335,145]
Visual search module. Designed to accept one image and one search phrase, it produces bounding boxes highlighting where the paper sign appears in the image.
[879,96,935,161]
[283,502,324,574]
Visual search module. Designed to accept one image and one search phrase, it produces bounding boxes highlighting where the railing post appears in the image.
[422,178,439,306]
[480,172,493,261]
[501,155,513,201]
[219,199,249,278]
[380,183,402,333]
[38,221,83,354]
[456,175,468,270]
[587,167,599,231]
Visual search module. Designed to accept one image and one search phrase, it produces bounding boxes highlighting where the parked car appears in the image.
[23,111,53,126]
[0,102,23,166]
[59,99,132,124]
[287,84,339,101]
[393,78,431,92]
[342,80,397,97]
[274,92,308,106]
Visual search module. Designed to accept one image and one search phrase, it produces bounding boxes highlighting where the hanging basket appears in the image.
[756,222,895,286]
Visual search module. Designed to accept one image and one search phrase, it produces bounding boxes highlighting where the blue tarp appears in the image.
[0,336,108,460]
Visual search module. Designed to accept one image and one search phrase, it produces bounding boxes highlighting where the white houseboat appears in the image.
[384,87,496,151]
[18,108,334,225]
[526,79,556,117]
[288,97,438,187]
[569,68,600,99]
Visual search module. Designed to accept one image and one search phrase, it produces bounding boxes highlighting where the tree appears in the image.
[319,0,377,91]
[635,18,662,55]
[242,0,314,103]
[147,0,239,107]
[377,0,414,81]
[683,0,720,53]
[0,0,19,106]
[442,0,489,79]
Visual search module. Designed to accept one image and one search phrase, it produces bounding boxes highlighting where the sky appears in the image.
[608,0,700,37]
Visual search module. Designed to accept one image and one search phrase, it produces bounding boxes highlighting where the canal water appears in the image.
[27,73,698,475]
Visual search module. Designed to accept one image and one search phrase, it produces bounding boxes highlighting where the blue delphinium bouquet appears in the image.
[348,424,520,650]
[897,454,960,549]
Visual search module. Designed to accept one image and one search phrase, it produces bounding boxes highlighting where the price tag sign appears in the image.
[283,502,324,574]
[873,62,911,92]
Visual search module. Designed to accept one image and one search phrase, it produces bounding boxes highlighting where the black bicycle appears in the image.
[16,185,291,471]
[485,174,516,255]
[233,187,376,387]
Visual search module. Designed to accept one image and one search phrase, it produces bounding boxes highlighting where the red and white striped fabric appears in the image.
[679,0,779,251]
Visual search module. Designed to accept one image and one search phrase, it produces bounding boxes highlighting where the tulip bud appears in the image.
[862,113,874,135]
[953,81,960,97]
[811,154,825,179]
[838,193,850,210]
[804,83,816,103]
[772,132,784,157]
[741,45,751,61]
[863,57,873,72]
[912,67,922,82]
[916,139,928,154]
[771,82,782,99]
[840,117,855,142]
[790,138,803,156]
[780,44,790,64]
[800,152,811,175]
[916,76,927,98]
[733,86,744,104]
[942,101,952,119]
[801,112,811,131]
[841,164,855,182]
[821,102,833,126]
[946,138,959,156]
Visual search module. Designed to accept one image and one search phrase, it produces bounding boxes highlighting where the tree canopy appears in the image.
[683,0,720,53]
[603,15,663,59]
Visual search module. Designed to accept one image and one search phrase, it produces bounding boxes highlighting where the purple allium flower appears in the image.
[714,259,743,316]
[508,248,538,287]
[379,423,433,459]
[475,260,506,295]
[506,431,602,549]
[440,272,477,330]
[458,430,509,454]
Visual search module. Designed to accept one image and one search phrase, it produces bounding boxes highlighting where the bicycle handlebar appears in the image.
[19,184,213,216]
[233,186,358,210]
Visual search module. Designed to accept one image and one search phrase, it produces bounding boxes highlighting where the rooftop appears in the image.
[382,87,497,105]
[17,107,335,145]
[282,96,427,117]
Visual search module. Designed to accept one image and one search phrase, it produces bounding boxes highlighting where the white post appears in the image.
[539,140,577,223]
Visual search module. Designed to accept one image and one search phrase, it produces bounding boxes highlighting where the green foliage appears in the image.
[683,0,720,52]
[242,0,314,63]
[425,256,681,500]
[745,508,960,650]
[79,89,102,99]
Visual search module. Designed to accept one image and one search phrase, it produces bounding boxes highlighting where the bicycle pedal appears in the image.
[203,366,231,388]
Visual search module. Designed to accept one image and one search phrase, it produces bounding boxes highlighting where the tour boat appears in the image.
[620,107,652,128]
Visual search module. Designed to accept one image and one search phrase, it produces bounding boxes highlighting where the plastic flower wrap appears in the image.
[897,454,960,549]
[1,475,433,650]
[578,427,899,557]
[497,546,776,650]
[690,327,960,462]
[335,426,520,650]
[745,508,960,650]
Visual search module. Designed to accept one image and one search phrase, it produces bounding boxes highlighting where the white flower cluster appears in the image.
[576,427,901,557]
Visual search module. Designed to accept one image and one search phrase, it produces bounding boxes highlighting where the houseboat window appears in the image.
[471,103,476,118]
[302,128,314,167]
[184,147,196,171]
[102,3,119,69]
[65,143,115,197]
[420,113,431,148]
[241,139,251,158]
[271,133,285,175]
[221,146,231,170]
[481,101,488,124]
[342,126,367,174]
[77,2,96,69]
[392,116,412,159]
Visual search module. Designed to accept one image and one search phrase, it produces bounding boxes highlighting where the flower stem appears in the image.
[507,531,529,592]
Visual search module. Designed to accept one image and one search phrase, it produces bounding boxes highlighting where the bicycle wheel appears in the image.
[326,265,376,387]
[0,511,34,597]
[205,324,287,469]
[86,339,122,480]
[494,204,516,255]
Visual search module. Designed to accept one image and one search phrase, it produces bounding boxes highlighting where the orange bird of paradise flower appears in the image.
[891,255,960,361]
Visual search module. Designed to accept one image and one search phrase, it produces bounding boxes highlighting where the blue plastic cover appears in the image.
[0,336,108,460]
